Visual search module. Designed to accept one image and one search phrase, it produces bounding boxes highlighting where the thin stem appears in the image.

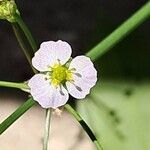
[86,1,150,61]
[43,109,51,150]
[0,98,36,135]
[65,104,103,150]
[0,81,28,89]
[12,23,37,73]
[15,14,37,52]
[12,23,32,66]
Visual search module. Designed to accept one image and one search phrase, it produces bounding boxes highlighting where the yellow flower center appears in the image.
[51,64,72,86]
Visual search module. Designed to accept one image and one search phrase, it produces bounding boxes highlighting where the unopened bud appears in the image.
[0,0,19,22]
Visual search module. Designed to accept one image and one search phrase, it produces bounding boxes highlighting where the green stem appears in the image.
[0,81,28,89]
[12,23,32,65]
[12,23,37,73]
[86,1,150,61]
[65,104,103,150]
[15,14,37,52]
[43,109,51,150]
[0,98,36,134]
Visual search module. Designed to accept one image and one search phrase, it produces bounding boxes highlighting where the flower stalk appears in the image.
[0,80,28,89]
[0,98,36,135]
[15,14,38,52]
[12,23,32,64]
[86,1,150,61]
[12,23,37,73]
[43,109,51,150]
[65,104,103,150]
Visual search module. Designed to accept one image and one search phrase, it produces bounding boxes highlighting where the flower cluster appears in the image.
[28,40,97,108]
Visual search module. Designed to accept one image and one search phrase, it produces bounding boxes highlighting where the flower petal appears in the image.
[66,78,91,99]
[69,55,97,87]
[32,40,72,72]
[66,56,97,99]
[28,74,69,108]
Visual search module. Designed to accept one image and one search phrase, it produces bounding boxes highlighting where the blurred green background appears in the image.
[0,0,150,150]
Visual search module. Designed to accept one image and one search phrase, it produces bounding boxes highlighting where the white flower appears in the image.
[28,40,97,108]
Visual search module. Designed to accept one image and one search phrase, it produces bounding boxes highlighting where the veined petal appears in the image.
[67,56,97,99]
[28,74,50,97]
[28,74,69,108]
[66,77,91,99]
[69,55,97,87]
[37,85,69,109]
[32,40,72,72]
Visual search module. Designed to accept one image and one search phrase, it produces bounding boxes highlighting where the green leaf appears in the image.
[77,80,150,150]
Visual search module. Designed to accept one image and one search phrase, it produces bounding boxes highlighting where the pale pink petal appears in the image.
[66,77,91,99]
[69,56,94,71]
[37,86,69,109]
[32,40,72,72]
[69,55,97,87]
[28,74,50,97]
[28,74,69,108]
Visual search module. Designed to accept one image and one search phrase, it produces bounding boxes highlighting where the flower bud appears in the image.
[0,0,19,22]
